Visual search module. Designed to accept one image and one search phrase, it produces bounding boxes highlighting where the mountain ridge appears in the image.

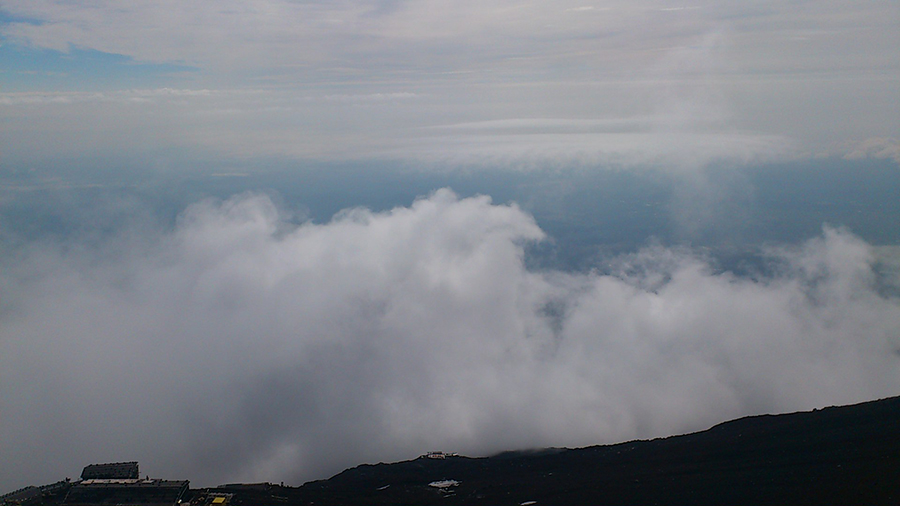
[225,395,900,505]
[6,396,899,506]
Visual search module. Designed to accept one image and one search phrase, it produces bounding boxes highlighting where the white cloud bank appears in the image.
[1,190,898,489]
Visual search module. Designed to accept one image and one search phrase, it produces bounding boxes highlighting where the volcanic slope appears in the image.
[212,395,900,506]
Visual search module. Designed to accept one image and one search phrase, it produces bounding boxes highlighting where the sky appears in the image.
[1,0,899,492]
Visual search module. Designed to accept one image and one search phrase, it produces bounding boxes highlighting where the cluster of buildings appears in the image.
[423,451,459,459]
[1,463,189,506]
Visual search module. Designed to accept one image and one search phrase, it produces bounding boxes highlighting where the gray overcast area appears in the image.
[1,0,899,492]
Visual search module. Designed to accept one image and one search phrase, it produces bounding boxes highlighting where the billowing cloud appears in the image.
[1,190,898,490]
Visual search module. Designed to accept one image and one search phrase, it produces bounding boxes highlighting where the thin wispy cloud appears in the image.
[2,0,897,162]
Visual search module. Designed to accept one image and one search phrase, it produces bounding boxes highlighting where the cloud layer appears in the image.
[4,0,897,79]
[2,190,898,489]
[2,1,897,162]
[0,85,795,166]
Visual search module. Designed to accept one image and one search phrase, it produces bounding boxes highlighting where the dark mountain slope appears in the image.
[274,396,900,505]
[11,396,896,506]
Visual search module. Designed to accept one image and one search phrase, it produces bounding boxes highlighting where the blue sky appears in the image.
[0,9,192,91]
[0,44,194,91]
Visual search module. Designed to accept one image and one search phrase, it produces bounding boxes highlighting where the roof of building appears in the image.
[80,463,139,481]
[62,479,188,506]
